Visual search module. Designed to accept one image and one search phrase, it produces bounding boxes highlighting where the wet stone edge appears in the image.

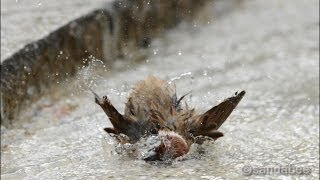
[0,0,209,127]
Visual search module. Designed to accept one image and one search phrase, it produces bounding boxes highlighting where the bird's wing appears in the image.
[91,90,134,133]
[189,90,245,140]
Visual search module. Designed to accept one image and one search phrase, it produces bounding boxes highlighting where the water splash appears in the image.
[74,55,109,95]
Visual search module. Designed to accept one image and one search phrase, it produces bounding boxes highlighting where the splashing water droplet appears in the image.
[203,70,208,76]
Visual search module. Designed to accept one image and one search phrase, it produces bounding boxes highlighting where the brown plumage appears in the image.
[93,76,245,161]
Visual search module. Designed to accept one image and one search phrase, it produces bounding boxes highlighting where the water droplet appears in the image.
[153,49,158,55]
[203,70,207,76]
[178,51,182,56]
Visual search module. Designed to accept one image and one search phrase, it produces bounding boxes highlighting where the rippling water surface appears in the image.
[1,0,319,179]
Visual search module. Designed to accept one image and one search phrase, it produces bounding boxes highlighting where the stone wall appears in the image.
[1,0,208,127]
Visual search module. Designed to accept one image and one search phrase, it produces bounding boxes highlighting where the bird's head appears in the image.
[143,130,189,161]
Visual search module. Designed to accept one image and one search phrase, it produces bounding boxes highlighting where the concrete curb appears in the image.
[1,0,208,127]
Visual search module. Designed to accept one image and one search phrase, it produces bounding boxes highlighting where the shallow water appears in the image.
[1,0,319,179]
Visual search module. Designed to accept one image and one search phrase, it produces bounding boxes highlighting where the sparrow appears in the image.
[93,76,245,161]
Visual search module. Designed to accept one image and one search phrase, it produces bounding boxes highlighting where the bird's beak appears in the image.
[143,142,166,161]
[143,152,160,161]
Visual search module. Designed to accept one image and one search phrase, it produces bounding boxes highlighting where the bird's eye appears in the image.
[150,128,158,134]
